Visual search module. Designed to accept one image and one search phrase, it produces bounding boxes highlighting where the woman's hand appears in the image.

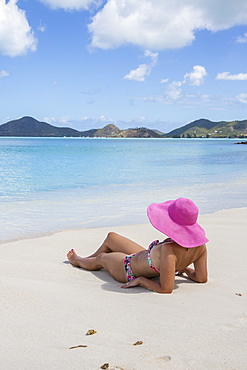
[121,278,141,289]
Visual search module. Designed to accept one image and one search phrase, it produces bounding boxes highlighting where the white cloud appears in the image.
[59,116,72,124]
[166,81,183,100]
[0,69,9,78]
[44,115,79,127]
[124,64,151,82]
[44,116,57,124]
[99,115,115,122]
[38,0,100,11]
[133,90,234,111]
[216,72,247,80]
[160,78,169,84]
[0,0,37,56]
[235,93,247,104]
[144,50,158,66]
[123,50,158,82]
[164,65,207,100]
[184,65,207,86]
[236,32,247,43]
[89,0,247,50]
[38,22,46,33]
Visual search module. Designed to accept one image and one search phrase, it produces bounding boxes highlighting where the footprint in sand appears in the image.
[156,356,171,362]
[221,315,247,331]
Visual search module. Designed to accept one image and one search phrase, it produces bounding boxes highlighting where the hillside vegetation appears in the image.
[0,116,247,138]
[164,119,247,138]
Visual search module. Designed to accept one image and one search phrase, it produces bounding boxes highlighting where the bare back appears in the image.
[130,240,207,279]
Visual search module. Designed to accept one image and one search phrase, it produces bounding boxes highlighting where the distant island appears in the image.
[0,116,247,138]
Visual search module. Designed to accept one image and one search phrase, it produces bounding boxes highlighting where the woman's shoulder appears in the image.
[158,240,177,255]
[160,241,207,256]
[196,243,207,252]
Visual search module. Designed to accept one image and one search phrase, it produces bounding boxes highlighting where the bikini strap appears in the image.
[148,238,173,251]
[148,240,160,251]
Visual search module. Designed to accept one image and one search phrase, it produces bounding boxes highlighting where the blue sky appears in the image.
[0,0,247,133]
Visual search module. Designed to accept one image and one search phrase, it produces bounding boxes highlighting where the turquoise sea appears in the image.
[0,137,247,243]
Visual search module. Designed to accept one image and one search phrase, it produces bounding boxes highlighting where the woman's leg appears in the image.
[67,249,127,282]
[87,232,145,257]
[97,252,127,282]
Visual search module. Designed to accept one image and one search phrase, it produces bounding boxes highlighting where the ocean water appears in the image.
[0,137,247,243]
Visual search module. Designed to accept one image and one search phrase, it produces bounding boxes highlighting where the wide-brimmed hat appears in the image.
[147,198,209,248]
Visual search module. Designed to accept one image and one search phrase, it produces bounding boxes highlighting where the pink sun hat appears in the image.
[147,197,209,248]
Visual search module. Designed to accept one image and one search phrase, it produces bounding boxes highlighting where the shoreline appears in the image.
[1,205,247,246]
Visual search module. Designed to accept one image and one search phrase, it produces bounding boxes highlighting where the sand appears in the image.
[0,208,246,370]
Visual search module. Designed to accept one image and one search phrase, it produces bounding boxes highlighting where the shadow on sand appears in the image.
[64,260,196,294]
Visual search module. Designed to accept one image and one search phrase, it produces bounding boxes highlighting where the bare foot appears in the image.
[67,249,102,271]
[67,249,82,267]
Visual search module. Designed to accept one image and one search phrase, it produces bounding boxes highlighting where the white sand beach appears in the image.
[0,208,246,370]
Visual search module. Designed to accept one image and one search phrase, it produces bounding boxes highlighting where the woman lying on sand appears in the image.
[67,198,208,294]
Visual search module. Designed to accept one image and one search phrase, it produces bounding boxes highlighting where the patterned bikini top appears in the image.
[147,238,173,273]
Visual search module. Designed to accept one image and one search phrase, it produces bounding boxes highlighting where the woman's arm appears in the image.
[181,247,207,283]
[121,276,173,293]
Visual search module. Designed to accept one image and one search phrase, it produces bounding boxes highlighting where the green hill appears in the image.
[0,117,161,138]
[92,124,160,138]
[93,124,122,137]
[0,116,81,137]
[164,119,247,138]
[1,116,247,138]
